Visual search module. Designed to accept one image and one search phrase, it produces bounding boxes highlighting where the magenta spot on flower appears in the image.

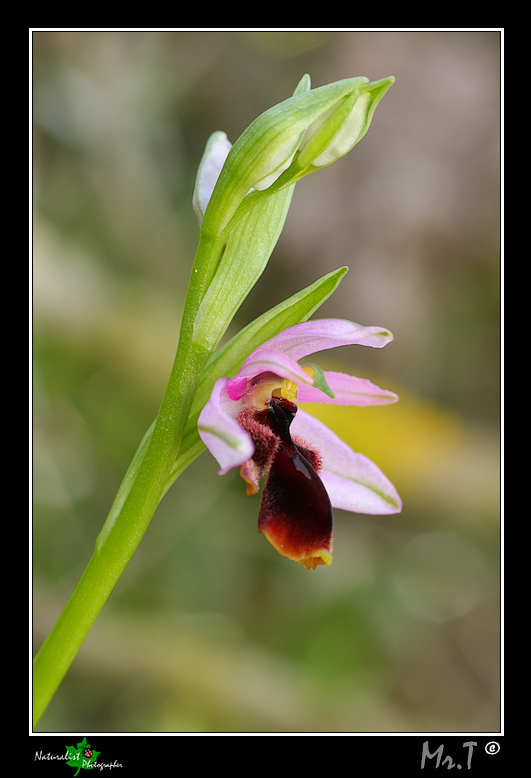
[226,375,248,401]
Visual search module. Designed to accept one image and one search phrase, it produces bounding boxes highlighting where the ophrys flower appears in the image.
[198,319,401,569]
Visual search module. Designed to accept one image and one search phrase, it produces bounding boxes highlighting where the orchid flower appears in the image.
[198,318,401,570]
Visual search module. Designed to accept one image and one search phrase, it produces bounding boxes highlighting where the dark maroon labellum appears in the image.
[257,396,333,567]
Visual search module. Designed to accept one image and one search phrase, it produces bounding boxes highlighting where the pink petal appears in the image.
[237,348,315,386]
[291,409,402,515]
[193,132,232,223]
[197,378,254,475]
[250,319,394,363]
[298,371,399,406]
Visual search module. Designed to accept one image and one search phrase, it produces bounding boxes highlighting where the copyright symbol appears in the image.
[485,741,500,755]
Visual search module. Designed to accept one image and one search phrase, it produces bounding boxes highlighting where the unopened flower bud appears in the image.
[195,75,394,239]
[200,76,371,236]
[296,76,395,171]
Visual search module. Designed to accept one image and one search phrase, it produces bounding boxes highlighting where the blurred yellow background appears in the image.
[32,30,501,733]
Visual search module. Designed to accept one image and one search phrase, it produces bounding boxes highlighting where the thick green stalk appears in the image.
[33,232,221,728]
[33,263,347,727]
[32,191,286,727]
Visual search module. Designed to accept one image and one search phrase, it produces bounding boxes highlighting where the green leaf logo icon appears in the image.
[65,737,100,776]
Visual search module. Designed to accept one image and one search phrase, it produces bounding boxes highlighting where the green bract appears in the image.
[192,183,295,351]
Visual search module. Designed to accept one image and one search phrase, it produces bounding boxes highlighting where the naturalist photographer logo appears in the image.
[34,737,122,774]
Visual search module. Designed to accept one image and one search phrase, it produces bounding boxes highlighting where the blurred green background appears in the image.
[32,30,501,733]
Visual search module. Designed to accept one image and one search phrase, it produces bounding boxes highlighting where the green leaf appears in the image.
[190,73,313,348]
[187,76,308,348]
[195,265,347,412]
[192,183,295,352]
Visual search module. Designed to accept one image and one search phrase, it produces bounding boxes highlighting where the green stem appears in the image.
[32,220,347,727]
[33,231,223,728]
